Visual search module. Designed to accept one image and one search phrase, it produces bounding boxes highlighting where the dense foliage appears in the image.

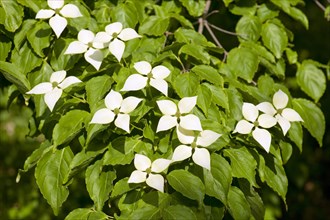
[0,0,329,219]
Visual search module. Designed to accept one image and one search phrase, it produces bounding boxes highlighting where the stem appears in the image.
[198,0,212,33]
[313,0,326,11]
[174,54,186,72]
[204,21,228,55]
[207,22,240,36]
[63,91,86,103]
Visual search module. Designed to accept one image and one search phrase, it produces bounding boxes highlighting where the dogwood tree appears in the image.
[0,0,328,219]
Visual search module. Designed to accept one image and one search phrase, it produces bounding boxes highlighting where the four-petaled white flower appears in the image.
[171,126,221,170]
[257,90,303,135]
[156,96,202,132]
[128,154,171,192]
[64,29,104,70]
[121,61,170,96]
[233,103,277,152]
[26,70,81,111]
[93,22,141,61]
[90,90,142,133]
[36,0,82,38]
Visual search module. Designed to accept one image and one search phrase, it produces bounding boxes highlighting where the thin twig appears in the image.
[204,21,228,55]
[198,0,212,33]
[207,22,240,36]
[313,0,326,11]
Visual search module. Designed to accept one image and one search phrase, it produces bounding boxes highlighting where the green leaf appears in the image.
[226,47,259,82]
[86,160,116,211]
[191,65,223,86]
[14,19,37,49]
[227,88,243,122]
[236,15,262,42]
[288,122,303,152]
[204,153,232,205]
[27,21,52,57]
[257,4,279,23]
[163,205,197,220]
[16,0,42,13]
[86,75,113,112]
[179,44,210,64]
[111,2,138,28]
[238,179,265,220]
[139,16,170,36]
[204,84,229,110]
[279,141,292,164]
[111,177,138,198]
[258,154,288,203]
[296,61,326,102]
[167,170,205,203]
[11,42,42,75]
[65,208,108,220]
[179,0,206,17]
[228,186,251,220]
[128,206,160,220]
[0,0,24,32]
[197,85,212,116]
[293,98,325,146]
[241,41,275,63]
[0,61,30,93]
[285,48,298,64]
[261,22,288,59]
[223,147,258,187]
[174,72,199,97]
[174,28,213,47]
[103,136,142,165]
[53,110,90,147]
[0,35,11,61]
[35,147,73,215]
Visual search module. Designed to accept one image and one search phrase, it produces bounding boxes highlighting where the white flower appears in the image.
[90,90,142,133]
[233,103,277,152]
[121,61,170,96]
[35,0,82,38]
[128,154,171,192]
[156,96,202,132]
[93,22,141,61]
[171,126,221,170]
[26,70,81,111]
[257,90,303,135]
[64,29,104,70]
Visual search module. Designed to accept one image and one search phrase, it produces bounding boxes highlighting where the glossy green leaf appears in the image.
[257,4,279,22]
[279,141,292,164]
[285,48,298,64]
[204,84,229,110]
[261,22,288,59]
[11,42,42,75]
[223,147,258,187]
[288,122,303,152]
[226,47,259,82]
[103,136,142,165]
[0,61,30,93]
[50,39,81,71]
[167,170,205,203]
[128,206,160,220]
[111,2,138,28]
[179,44,210,64]
[86,75,113,112]
[14,19,37,49]
[204,153,232,205]
[296,61,326,102]
[236,15,261,42]
[65,208,108,220]
[86,160,116,210]
[174,28,213,47]
[139,16,170,36]
[179,0,205,17]
[35,147,74,215]
[16,0,42,13]
[174,72,199,97]
[192,65,223,86]
[259,154,288,203]
[0,35,11,61]
[241,41,275,63]
[293,98,325,146]
[197,85,212,116]
[163,205,197,220]
[27,21,52,57]
[0,0,24,32]
[228,186,251,220]
[53,110,90,147]
[111,177,138,198]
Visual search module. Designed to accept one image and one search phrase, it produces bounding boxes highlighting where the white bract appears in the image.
[26,70,81,111]
[35,0,82,38]
[171,126,221,170]
[128,154,171,192]
[121,61,170,96]
[90,90,142,133]
[93,22,141,61]
[64,29,104,70]
[257,90,303,135]
[156,96,202,132]
[233,103,277,152]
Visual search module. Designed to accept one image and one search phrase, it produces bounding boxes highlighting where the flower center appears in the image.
[147,72,153,79]
[52,81,59,88]
[112,32,118,38]
[55,9,61,14]
[114,108,120,115]
[277,108,283,114]
[253,121,259,127]
[146,168,151,174]
[191,142,197,148]
[175,111,181,118]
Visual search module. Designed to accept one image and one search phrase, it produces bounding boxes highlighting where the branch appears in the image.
[198,0,212,33]
[313,0,326,11]
[204,20,228,55]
